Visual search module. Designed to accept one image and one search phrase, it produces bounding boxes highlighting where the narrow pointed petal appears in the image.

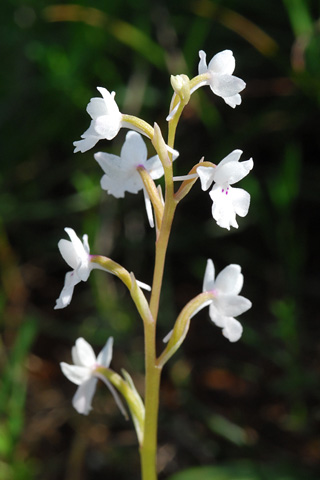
[203,259,215,292]
[60,362,90,385]
[96,337,113,368]
[74,337,97,367]
[222,317,243,342]
[143,187,154,228]
[72,377,98,415]
[198,50,208,75]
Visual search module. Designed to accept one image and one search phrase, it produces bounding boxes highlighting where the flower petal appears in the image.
[58,239,79,270]
[224,93,242,108]
[146,155,165,180]
[203,258,215,292]
[72,377,98,415]
[197,166,216,191]
[73,337,97,367]
[143,187,154,228]
[94,114,122,140]
[198,50,208,75]
[230,187,251,217]
[54,271,81,309]
[96,337,113,368]
[215,294,252,317]
[214,264,243,294]
[60,362,91,385]
[86,97,107,119]
[208,50,235,75]
[214,157,253,185]
[210,74,246,99]
[121,131,147,166]
[222,317,243,342]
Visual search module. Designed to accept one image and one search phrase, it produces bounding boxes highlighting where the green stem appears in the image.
[140,320,162,480]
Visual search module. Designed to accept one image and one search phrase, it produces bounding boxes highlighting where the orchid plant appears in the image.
[56,49,252,480]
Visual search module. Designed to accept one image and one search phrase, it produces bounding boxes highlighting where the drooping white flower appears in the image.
[202,259,252,342]
[54,228,99,309]
[60,337,114,415]
[73,87,123,153]
[95,131,170,227]
[198,50,246,108]
[197,149,253,230]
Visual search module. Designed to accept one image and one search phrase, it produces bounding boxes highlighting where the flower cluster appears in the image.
[57,48,253,424]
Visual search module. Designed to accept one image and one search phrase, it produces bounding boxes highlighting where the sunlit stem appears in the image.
[122,114,155,139]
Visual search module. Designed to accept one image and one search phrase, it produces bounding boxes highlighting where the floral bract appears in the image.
[60,337,113,414]
[73,87,123,153]
[197,149,253,230]
[202,259,252,342]
[198,50,246,108]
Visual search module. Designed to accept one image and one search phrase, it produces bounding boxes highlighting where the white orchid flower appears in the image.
[54,228,101,309]
[197,150,253,230]
[197,50,246,108]
[202,259,252,342]
[61,337,124,415]
[95,131,175,227]
[73,87,124,153]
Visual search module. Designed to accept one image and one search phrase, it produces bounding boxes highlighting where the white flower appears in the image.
[60,337,113,415]
[55,228,101,309]
[73,87,123,153]
[197,149,253,230]
[202,259,252,342]
[198,50,246,108]
[95,131,168,227]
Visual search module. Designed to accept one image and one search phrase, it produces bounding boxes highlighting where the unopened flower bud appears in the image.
[170,74,191,103]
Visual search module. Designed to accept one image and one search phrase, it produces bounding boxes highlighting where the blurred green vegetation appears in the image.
[1,0,320,479]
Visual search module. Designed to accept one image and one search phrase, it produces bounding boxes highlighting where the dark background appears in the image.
[1,1,320,479]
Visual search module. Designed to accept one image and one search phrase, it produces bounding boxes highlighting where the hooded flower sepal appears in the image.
[158,291,216,367]
[95,366,145,445]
